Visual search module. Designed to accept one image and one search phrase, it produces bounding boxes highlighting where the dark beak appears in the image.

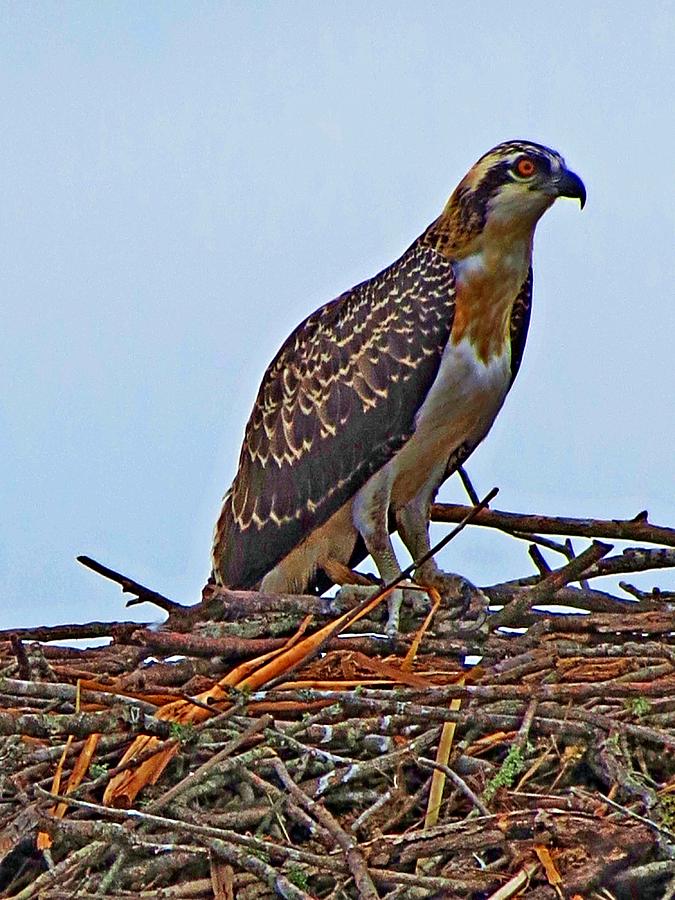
[556,167,586,209]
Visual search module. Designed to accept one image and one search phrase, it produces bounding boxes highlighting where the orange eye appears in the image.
[515,157,536,177]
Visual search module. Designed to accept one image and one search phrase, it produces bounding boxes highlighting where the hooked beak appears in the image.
[555,167,586,209]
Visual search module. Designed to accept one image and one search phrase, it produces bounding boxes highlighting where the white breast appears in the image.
[387,336,512,507]
[415,335,511,436]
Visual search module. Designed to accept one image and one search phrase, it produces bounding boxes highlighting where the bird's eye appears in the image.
[514,157,537,178]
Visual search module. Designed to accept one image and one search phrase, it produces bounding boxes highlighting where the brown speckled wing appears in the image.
[212,239,457,589]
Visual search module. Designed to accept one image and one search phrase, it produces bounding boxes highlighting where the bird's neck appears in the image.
[424,213,535,364]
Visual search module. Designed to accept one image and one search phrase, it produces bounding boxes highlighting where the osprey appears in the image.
[212,140,585,633]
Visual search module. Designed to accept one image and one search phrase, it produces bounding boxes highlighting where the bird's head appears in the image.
[429,140,585,256]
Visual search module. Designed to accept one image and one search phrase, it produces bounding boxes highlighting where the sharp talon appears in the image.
[333,583,406,637]
[413,565,488,620]
[385,587,404,637]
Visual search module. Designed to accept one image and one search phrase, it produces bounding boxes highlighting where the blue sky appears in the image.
[2,2,674,629]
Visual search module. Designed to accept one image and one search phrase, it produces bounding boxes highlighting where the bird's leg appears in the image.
[347,477,405,636]
[396,489,478,612]
[367,540,406,637]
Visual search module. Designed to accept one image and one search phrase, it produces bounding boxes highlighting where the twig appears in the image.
[271,757,380,900]
[10,635,31,680]
[134,627,288,659]
[484,860,539,900]
[431,504,675,547]
[191,838,314,900]
[0,621,141,644]
[418,757,490,816]
[35,788,344,872]
[11,841,109,900]
[488,541,613,629]
[620,581,675,601]
[585,547,675,579]
[571,787,675,838]
[0,676,160,712]
[457,465,480,505]
[144,716,272,815]
[77,555,186,614]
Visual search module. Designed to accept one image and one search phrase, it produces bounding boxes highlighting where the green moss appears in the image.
[169,721,198,745]
[483,744,526,803]
[657,794,675,830]
[624,697,651,717]
[287,866,309,889]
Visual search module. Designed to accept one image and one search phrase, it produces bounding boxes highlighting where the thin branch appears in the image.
[418,757,490,816]
[431,504,675,547]
[77,555,186,614]
[488,541,613,629]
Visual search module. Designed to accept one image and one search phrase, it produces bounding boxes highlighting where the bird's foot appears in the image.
[413,562,487,619]
[333,582,405,639]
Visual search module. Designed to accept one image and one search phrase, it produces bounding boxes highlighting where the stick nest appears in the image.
[1,502,675,899]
